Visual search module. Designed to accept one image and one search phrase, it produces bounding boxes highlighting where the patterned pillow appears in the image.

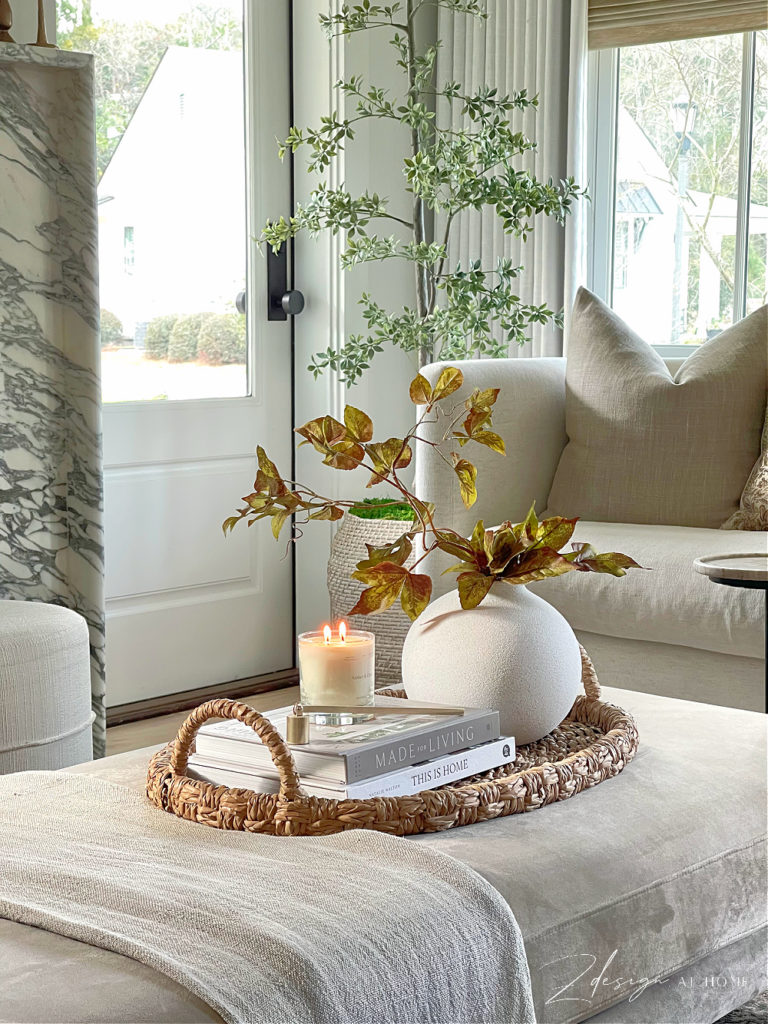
[722,405,768,530]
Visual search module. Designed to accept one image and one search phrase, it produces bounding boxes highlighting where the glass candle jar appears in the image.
[298,624,375,725]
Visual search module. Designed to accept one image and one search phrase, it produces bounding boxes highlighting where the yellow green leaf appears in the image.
[432,366,464,401]
[533,516,578,552]
[409,373,433,405]
[400,571,432,621]
[270,508,290,540]
[257,446,281,480]
[473,430,506,454]
[344,405,373,442]
[472,387,500,410]
[308,505,345,521]
[452,456,477,508]
[356,533,413,571]
[457,570,495,609]
[348,562,408,615]
[323,440,364,471]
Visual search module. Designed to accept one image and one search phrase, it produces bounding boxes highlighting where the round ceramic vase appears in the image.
[401,584,582,744]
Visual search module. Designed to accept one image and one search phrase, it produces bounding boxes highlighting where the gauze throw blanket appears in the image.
[0,773,534,1024]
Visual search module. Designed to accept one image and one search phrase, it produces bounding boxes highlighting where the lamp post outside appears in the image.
[671,97,697,342]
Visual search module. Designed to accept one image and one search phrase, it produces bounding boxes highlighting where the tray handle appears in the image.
[169,698,302,802]
[579,643,600,700]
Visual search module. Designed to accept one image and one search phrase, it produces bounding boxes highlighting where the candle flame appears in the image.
[338,621,347,643]
[323,624,332,645]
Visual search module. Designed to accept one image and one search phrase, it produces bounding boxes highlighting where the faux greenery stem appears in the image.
[225,366,642,621]
[260,1,586,385]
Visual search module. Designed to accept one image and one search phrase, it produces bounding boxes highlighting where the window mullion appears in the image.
[732,31,756,323]
[587,47,620,304]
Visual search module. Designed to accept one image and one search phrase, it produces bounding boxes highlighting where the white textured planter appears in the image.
[401,585,582,744]
[327,512,415,689]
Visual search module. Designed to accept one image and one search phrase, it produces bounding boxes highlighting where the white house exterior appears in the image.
[613,107,768,344]
[98,46,246,342]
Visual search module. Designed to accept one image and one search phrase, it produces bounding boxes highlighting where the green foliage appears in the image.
[224,367,642,620]
[349,498,415,520]
[197,313,246,365]
[57,4,242,177]
[144,314,178,361]
[261,0,586,385]
[99,309,123,346]
[168,312,208,363]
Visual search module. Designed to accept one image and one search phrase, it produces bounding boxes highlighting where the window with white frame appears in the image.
[588,26,767,353]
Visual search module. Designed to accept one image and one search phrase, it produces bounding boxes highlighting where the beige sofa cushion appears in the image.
[723,405,768,530]
[528,521,766,659]
[546,288,767,527]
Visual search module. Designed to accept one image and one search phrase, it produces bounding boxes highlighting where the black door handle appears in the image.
[266,242,304,320]
[280,289,305,316]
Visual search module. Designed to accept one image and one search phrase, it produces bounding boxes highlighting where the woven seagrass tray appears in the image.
[146,646,638,836]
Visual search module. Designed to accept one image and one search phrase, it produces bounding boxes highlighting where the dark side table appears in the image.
[693,553,768,714]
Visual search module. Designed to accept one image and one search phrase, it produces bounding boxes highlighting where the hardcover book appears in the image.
[188,735,515,800]
[195,696,500,784]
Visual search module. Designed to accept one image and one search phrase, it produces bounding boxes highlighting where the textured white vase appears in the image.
[401,585,582,744]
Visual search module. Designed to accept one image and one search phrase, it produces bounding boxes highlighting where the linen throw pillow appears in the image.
[722,404,768,530]
[546,288,768,528]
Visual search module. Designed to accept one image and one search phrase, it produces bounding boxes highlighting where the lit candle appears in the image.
[298,622,375,725]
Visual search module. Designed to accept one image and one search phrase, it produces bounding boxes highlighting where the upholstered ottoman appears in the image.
[0,688,764,1024]
[0,601,94,773]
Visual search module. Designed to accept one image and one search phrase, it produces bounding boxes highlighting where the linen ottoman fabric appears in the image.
[0,601,93,773]
[0,687,758,1024]
[527,522,766,660]
[723,404,768,530]
[417,691,768,1024]
[546,288,768,528]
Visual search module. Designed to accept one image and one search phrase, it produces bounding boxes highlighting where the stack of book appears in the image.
[188,696,515,800]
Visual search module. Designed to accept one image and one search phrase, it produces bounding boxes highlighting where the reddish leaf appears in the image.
[504,547,575,584]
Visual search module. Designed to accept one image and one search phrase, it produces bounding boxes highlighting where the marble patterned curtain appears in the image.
[435,0,588,356]
[0,46,106,756]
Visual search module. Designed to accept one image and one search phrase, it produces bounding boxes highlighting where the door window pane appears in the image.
[59,1,248,402]
[615,34,747,344]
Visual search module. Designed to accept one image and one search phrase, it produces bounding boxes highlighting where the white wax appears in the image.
[298,630,375,706]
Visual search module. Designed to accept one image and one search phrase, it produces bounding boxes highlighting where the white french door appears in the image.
[100,2,294,705]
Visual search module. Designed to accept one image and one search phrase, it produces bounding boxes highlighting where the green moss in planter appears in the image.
[348,498,415,521]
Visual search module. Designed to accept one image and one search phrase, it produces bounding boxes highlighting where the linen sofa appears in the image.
[415,357,766,712]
